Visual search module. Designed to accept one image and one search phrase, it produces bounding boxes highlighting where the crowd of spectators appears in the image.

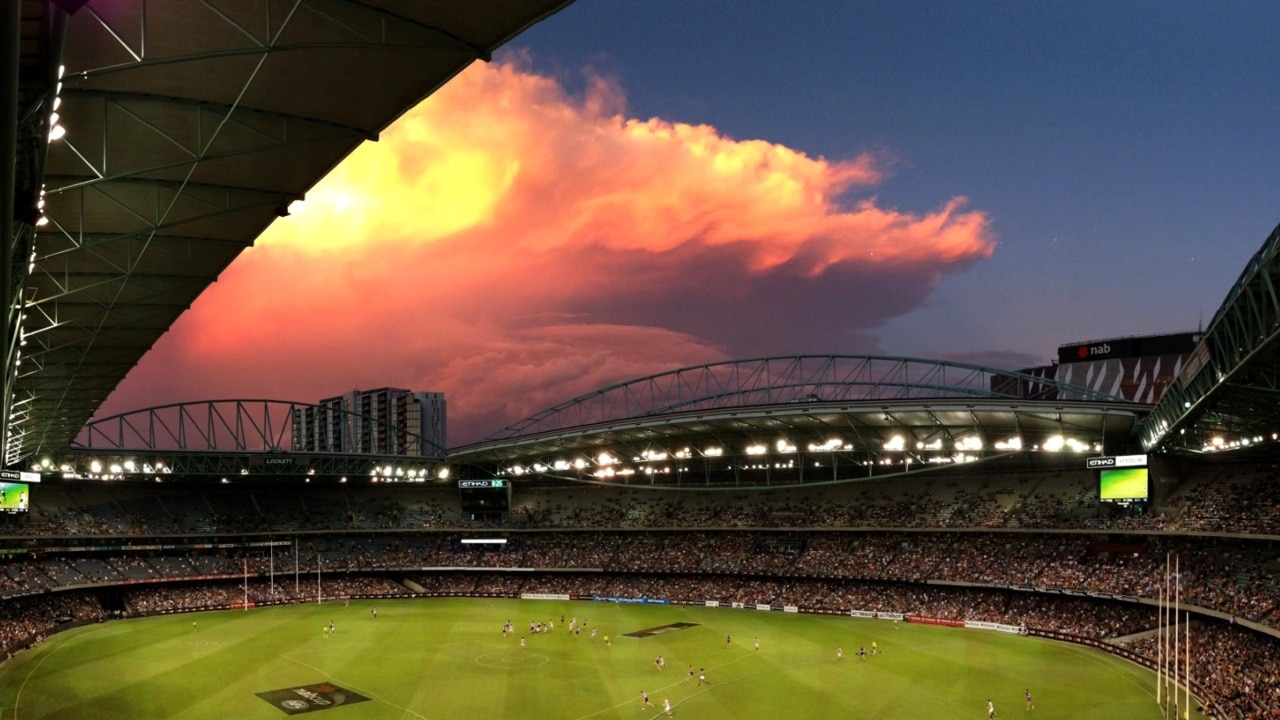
[2,530,1278,630]
[1,461,1276,537]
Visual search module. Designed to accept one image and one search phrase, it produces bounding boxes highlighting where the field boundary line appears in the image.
[277,653,429,720]
[13,637,73,720]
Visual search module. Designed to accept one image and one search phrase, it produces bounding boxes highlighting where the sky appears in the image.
[100,1,1280,445]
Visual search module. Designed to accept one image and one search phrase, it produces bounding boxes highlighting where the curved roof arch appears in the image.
[484,354,1132,442]
[6,0,575,464]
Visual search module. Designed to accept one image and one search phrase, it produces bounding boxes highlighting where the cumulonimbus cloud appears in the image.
[101,54,996,444]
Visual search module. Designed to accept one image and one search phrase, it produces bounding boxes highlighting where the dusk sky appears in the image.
[101,1,1280,445]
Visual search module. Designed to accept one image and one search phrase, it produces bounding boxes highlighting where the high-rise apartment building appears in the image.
[293,388,446,458]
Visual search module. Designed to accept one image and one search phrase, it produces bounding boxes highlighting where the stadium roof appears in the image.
[450,356,1147,486]
[3,0,574,465]
[1139,222,1280,458]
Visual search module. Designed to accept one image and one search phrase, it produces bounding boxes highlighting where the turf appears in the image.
[0,598,1207,720]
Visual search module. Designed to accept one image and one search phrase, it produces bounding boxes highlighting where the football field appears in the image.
[0,598,1206,719]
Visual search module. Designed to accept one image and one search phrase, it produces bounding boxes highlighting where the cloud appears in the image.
[101,55,996,444]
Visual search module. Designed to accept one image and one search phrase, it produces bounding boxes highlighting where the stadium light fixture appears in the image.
[1042,435,1065,452]
[438,467,450,479]
[703,447,723,457]
[745,444,767,455]
[573,458,587,470]
[597,452,615,466]
[882,435,905,451]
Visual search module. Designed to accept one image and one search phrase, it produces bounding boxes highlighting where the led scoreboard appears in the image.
[0,470,35,514]
[1086,455,1149,503]
[458,479,511,515]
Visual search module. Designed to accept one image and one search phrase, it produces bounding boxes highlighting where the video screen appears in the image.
[0,482,29,513]
[1099,467,1148,501]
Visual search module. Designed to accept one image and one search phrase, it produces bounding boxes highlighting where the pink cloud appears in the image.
[101,56,996,444]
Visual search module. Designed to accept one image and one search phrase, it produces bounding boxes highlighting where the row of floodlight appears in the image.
[1201,433,1280,453]
[36,455,447,482]
[589,453,993,477]
[497,434,1100,477]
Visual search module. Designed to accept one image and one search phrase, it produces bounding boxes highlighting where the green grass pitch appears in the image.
[0,598,1206,719]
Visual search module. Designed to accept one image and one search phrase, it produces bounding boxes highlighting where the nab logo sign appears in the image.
[1076,343,1111,359]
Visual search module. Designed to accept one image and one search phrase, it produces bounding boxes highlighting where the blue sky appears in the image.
[516,0,1280,365]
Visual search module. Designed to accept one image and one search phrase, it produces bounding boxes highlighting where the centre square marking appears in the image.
[624,622,700,639]
[255,682,372,715]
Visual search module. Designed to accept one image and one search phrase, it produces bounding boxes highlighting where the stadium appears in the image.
[1,2,1279,719]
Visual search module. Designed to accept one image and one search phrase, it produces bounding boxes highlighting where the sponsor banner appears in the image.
[964,620,1023,634]
[591,596,670,605]
[732,602,745,609]
[755,604,771,611]
[907,615,964,628]
[783,605,799,614]
[704,600,720,608]
[849,610,877,619]
[876,612,904,621]
[520,593,570,601]
[256,683,371,715]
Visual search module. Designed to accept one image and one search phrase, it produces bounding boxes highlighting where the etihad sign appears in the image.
[1086,454,1147,469]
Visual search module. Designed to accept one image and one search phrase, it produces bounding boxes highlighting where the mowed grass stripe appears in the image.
[0,598,1207,720]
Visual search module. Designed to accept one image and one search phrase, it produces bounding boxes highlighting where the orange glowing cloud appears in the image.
[102,55,996,444]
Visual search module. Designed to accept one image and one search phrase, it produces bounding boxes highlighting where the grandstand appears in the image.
[3,2,1280,719]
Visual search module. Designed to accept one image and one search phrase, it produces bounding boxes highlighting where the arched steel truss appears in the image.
[34,398,445,479]
[1140,222,1280,454]
[74,398,443,454]
[486,355,1130,441]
